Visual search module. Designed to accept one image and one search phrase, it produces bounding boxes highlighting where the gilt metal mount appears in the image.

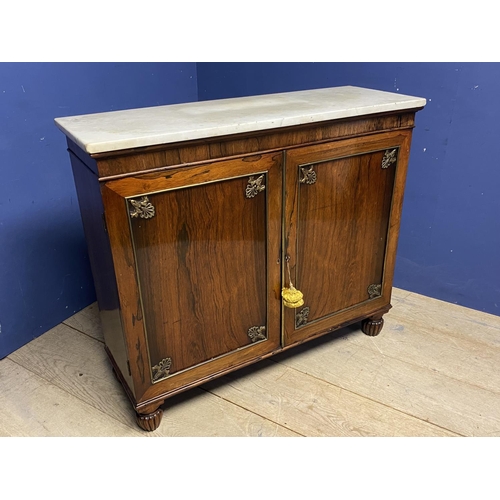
[245,175,266,198]
[247,325,267,343]
[152,357,172,383]
[367,284,382,299]
[381,149,398,169]
[129,196,155,219]
[295,306,310,328]
[299,166,317,185]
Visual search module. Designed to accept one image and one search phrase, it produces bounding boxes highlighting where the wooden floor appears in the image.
[1,288,500,437]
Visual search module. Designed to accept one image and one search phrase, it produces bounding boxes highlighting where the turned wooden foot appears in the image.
[361,315,385,336]
[136,406,164,432]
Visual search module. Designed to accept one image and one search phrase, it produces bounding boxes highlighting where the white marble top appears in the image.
[54,86,426,154]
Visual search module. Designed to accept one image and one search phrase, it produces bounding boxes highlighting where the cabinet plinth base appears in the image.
[136,407,163,432]
[361,315,385,336]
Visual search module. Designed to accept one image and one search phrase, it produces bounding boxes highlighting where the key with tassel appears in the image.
[281,256,305,308]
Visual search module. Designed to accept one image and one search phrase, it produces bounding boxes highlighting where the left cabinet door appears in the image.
[101,153,283,403]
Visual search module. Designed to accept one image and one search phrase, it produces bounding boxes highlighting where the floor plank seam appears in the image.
[268,357,464,437]
[360,345,500,397]
[276,332,500,398]
[367,340,500,397]
[390,321,500,350]
[393,290,413,300]
[62,321,105,343]
[5,356,139,435]
[199,386,305,437]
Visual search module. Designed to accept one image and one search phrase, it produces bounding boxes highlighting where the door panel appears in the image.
[102,153,282,401]
[284,131,412,345]
[297,151,396,322]
[131,176,267,376]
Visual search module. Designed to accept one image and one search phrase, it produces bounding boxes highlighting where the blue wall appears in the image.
[198,63,500,316]
[0,63,198,358]
[1,62,498,359]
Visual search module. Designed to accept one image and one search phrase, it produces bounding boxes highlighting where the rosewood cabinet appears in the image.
[55,86,425,431]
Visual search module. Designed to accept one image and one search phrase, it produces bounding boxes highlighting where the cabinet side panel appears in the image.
[69,152,135,396]
[67,138,99,175]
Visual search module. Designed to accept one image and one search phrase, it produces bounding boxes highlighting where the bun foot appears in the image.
[362,315,384,336]
[136,407,163,432]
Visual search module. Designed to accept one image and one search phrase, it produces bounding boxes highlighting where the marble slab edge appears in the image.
[54,86,426,155]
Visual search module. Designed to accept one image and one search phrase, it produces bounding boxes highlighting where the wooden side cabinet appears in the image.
[55,86,426,431]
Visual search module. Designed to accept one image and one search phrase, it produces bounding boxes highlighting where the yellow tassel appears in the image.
[282,284,304,309]
[282,256,305,308]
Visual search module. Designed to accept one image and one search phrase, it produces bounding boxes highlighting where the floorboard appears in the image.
[63,302,103,342]
[0,358,143,437]
[7,324,295,437]
[2,288,499,436]
[202,359,457,436]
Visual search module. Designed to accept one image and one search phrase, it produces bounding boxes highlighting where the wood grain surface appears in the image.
[295,151,395,321]
[283,130,412,345]
[131,176,267,373]
[92,113,417,179]
[101,153,283,404]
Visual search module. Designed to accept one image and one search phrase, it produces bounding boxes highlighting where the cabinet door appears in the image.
[102,153,282,402]
[283,130,412,345]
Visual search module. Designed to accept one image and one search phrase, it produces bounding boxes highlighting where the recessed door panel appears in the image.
[296,151,396,322]
[131,176,268,376]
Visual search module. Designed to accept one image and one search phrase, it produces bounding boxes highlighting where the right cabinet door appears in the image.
[283,130,413,345]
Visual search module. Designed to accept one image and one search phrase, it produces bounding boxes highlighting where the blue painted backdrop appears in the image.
[1,62,498,359]
[198,63,500,316]
[0,63,197,358]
